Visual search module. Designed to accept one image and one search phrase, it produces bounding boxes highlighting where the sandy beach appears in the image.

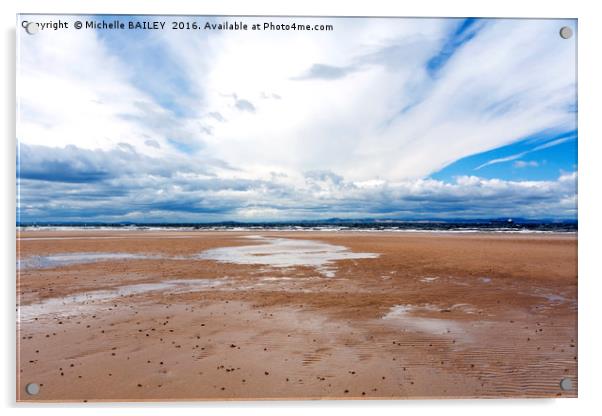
[16,231,577,401]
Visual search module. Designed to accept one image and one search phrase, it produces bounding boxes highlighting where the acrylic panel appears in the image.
[16,15,577,401]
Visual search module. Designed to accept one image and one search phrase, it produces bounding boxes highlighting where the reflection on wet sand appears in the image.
[199,236,379,277]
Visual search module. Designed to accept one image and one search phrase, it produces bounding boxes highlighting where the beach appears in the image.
[16,231,577,401]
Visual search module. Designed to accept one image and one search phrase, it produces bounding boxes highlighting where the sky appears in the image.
[17,16,577,223]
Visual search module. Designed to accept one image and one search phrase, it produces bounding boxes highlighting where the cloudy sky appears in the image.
[17,16,577,223]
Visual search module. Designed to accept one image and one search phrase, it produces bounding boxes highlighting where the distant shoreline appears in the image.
[16,225,577,234]
[17,219,578,234]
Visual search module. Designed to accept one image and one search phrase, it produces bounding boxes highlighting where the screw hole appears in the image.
[560,378,573,391]
[25,383,40,395]
[25,22,39,35]
[559,26,573,39]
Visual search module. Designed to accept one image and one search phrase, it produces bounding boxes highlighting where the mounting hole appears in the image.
[559,26,573,39]
[559,377,573,391]
[25,383,40,395]
[25,22,39,35]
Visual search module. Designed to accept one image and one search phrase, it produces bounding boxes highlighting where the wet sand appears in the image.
[16,231,577,401]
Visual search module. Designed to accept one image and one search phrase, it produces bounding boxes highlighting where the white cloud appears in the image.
[152,18,576,181]
[514,160,540,168]
[17,16,213,161]
[477,152,528,170]
[16,16,577,221]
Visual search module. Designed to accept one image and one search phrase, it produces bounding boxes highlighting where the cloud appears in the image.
[294,63,357,80]
[514,160,539,168]
[144,139,160,149]
[209,112,225,122]
[476,151,528,170]
[16,143,577,222]
[234,99,256,113]
[16,16,577,222]
[476,132,575,170]
[532,136,575,151]
[17,143,226,184]
[187,18,575,182]
[426,18,488,76]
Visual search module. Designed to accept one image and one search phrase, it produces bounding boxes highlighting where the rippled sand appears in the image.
[17,231,577,401]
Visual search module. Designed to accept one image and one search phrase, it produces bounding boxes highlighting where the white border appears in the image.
[2,1,601,415]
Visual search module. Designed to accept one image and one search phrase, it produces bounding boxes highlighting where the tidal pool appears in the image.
[18,278,227,321]
[198,236,378,277]
[18,252,157,270]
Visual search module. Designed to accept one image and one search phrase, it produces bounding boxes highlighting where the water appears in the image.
[17,220,578,233]
[18,279,227,321]
[198,236,378,277]
[18,236,378,277]
[18,252,156,270]
[383,304,468,338]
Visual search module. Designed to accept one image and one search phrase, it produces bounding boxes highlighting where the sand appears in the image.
[16,231,577,401]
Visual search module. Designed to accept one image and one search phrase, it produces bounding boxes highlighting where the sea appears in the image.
[16,220,577,233]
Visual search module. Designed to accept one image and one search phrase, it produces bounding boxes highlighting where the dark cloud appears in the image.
[18,144,111,183]
[17,143,576,223]
[17,143,221,184]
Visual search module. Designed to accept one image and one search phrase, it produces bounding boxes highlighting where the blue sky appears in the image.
[17,16,577,222]
[431,129,577,182]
